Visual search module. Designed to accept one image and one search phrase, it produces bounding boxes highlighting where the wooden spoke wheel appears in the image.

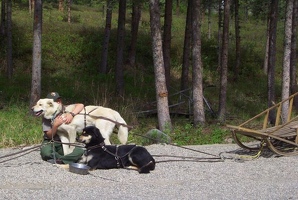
[265,137,298,156]
[231,130,263,151]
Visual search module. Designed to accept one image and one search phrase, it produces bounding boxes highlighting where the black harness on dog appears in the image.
[86,142,137,168]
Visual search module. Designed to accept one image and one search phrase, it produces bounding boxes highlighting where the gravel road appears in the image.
[0,143,297,200]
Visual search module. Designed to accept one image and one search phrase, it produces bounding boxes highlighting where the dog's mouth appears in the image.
[78,135,91,144]
[34,110,43,117]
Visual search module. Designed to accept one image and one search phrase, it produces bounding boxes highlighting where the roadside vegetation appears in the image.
[0,4,286,148]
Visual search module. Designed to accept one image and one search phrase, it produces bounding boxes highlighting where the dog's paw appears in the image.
[53,164,70,170]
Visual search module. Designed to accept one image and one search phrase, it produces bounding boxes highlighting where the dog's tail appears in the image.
[114,112,129,144]
[139,160,156,174]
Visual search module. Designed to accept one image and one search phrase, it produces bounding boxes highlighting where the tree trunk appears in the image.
[67,0,71,23]
[128,2,141,66]
[192,0,205,126]
[99,0,113,74]
[149,0,172,131]
[263,19,270,74]
[6,0,12,79]
[115,0,126,96]
[30,0,42,108]
[176,0,180,15]
[218,0,230,122]
[267,0,278,124]
[217,0,223,71]
[0,0,5,36]
[281,0,294,123]
[180,0,192,93]
[163,0,172,91]
[207,1,211,39]
[263,2,271,74]
[58,0,64,11]
[290,0,298,110]
[234,0,240,81]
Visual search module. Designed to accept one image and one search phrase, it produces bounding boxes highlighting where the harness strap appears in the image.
[77,106,133,130]
[87,143,137,168]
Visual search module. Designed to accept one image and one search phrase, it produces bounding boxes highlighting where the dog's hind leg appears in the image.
[138,161,155,174]
[117,126,128,144]
[94,121,114,145]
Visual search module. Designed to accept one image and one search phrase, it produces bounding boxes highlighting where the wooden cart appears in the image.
[227,92,298,156]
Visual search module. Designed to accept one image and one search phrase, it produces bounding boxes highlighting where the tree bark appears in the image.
[67,0,71,23]
[149,0,172,131]
[115,0,126,96]
[6,0,12,79]
[192,0,205,126]
[180,0,192,93]
[281,0,294,123]
[267,0,278,124]
[234,0,240,81]
[163,0,172,91]
[99,0,113,74]
[207,1,211,39]
[290,0,298,110]
[30,0,42,108]
[217,0,223,71]
[218,0,230,122]
[58,0,64,11]
[0,0,5,36]
[176,0,180,15]
[128,2,141,67]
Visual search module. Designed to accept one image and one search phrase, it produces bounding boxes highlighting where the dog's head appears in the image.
[31,98,62,119]
[78,126,105,146]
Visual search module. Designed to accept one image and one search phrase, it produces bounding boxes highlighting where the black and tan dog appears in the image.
[78,126,155,173]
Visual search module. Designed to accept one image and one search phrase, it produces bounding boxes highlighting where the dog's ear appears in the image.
[46,99,54,107]
[94,127,105,141]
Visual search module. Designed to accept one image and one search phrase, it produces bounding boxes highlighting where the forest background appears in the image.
[0,0,295,147]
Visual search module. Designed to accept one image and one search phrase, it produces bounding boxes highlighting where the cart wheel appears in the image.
[265,137,298,156]
[231,131,262,151]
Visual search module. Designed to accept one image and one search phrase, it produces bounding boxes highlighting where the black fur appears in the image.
[79,126,155,173]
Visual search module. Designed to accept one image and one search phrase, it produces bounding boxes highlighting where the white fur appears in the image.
[32,98,129,155]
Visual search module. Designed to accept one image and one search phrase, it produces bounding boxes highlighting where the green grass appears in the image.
[0,4,288,147]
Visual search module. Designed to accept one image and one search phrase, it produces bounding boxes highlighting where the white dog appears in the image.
[32,98,129,155]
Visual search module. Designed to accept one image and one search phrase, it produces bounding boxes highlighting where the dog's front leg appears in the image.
[57,125,76,155]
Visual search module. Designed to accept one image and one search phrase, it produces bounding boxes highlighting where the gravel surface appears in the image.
[0,143,297,200]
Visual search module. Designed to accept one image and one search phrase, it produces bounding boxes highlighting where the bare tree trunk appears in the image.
[176,0,180,15]
[0,0,5,36]
[99,0,113,74]
[281,0,294,123]
[290,0,298,111]
[30,0,42,108]
[192,0,205,126]
[263,21,270,74]
[234,0,240,81]
[128,2,141,66]
[149,0,172,131]
[67,0,71,23]
[267,0,278,124]
[218,0,230,122]
[207,1,211,39]
[59,0,64,11]
[180,0,192,93]
[29,0,32,15]
[163,0,173,91]
[6,0,12,79]
[115,0,126,96]
[217,0,223,71]
[263,3,271,74]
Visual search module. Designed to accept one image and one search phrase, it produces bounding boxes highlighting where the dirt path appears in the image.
[0,143,297,199]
